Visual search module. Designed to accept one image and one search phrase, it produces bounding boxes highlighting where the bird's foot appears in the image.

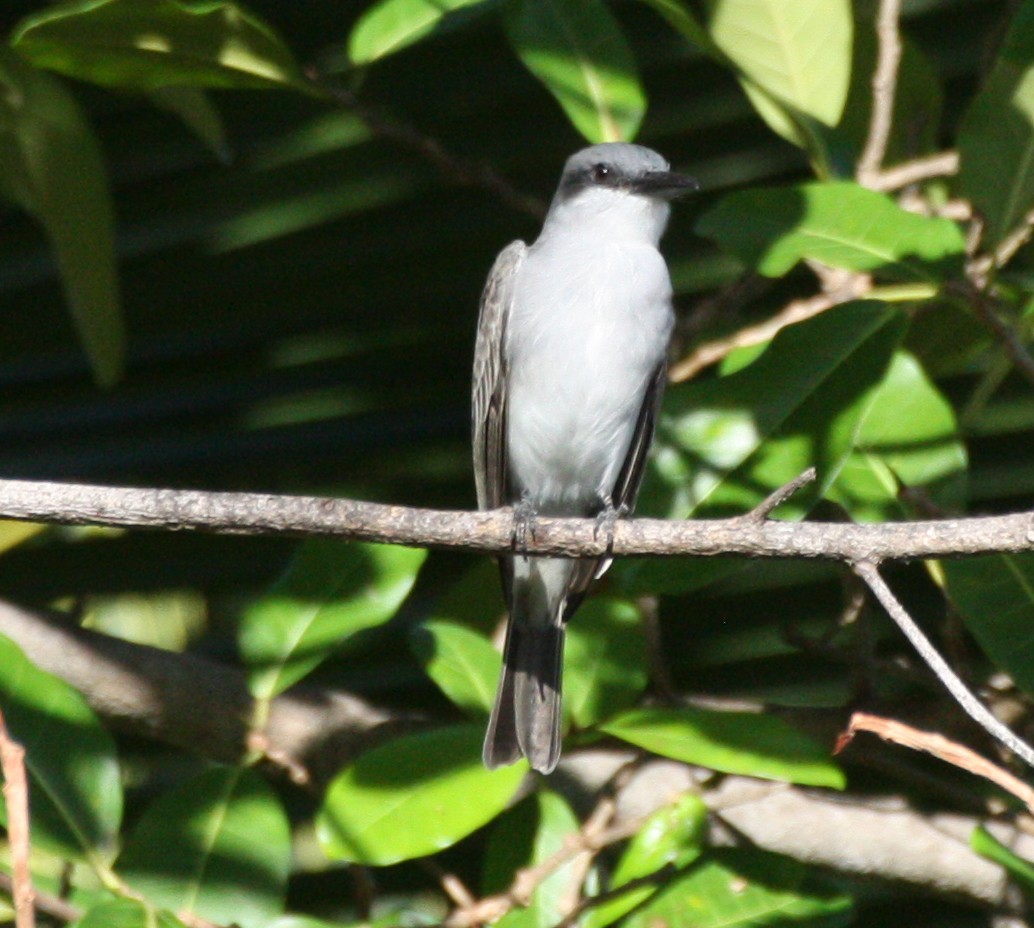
[512,493,539,558]
[593,497,628,555]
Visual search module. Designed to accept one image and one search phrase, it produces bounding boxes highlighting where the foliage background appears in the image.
[2,0,1034,926]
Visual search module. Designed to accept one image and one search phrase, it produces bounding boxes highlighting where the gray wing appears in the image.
[472,240,526,511]
[611,361,669,512]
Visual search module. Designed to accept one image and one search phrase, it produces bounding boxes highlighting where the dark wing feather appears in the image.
[612,361,669,512]
[472,240,526,511]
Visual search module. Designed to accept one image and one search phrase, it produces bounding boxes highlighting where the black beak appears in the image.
[633,170,699,199]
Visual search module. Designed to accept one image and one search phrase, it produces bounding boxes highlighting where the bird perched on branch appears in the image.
[472,142,696,773]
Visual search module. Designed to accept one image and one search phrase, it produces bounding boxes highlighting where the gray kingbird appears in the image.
[472,142,695,773]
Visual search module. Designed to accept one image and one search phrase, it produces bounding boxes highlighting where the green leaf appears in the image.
[696,182,966,282]
[12,0,310,94]
[828,351,967,521]
[564,597,648,728]
[0,633,121,863]
[148,86,231,162]
[505,0,645,143]
[622,847,853,928]
[972,825,1034,891]
[0,521,45,555]
[71,900,187,928]
[702,0,852,148]
[410,619,499,716]
[958,0,1034,247]
[637,0,717,55]
[585,794,707,928]
[0,48,122,385]
[600,707,845,788]
[240,539,426,698]
[483,791,581,928]
[317,724,526,865]
[347,0,494,65]
[943,553,1034,698]
[118,766,291,928]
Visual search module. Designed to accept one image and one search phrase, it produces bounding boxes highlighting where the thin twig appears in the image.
[867,151,960,192]
[0,709,34,928]
[740,468,817,523]
[957,283,1034,388]
[0,874,79,924]
[839,712,1034,814]
[669,272,870,383]
[857,0,903,186]
[852,561,1034,771]
[552,865,677,928]
[310,71,546,220]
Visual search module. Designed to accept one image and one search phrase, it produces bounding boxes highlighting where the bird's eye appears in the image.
[591,163,610,182]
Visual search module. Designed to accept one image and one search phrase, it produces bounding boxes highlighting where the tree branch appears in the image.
[2,476,1034,562]
[857,0,903,186]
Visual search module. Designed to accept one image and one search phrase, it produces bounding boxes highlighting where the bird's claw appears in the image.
[512,494,539,559]
[593,498,628,554]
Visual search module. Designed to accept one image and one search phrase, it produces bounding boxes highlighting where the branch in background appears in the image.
[839,712,1034,814]
[857,0,904,186]
[311,71,547,221]
[0,709,34,928]
[868,150,960,191]
[852,561,1034,770]
[0,600,407,789]
[669,269,870,382]
[957,282,1034,388]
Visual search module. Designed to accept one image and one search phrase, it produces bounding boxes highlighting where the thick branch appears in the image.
[0,600,407,787]
[1,477,1033,562]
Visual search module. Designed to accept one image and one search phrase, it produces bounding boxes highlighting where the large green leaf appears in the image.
[410,619,499,716]
[12,0,309,93]
[600,707,845,788]
[828,351,967,521]
[702,0,852,148]
[564,596,648,728]
[71,900,187,928]
[0,48,122,385]
[505,0,645,143]
[483,791,581,928]
[585,794,707,928]
[0,634,121,864]
[625,302,904,594]
[347,0,494,65]
[696,182,966,282]
[943,553,1034,698]
[317,724,527,865]
[240,539,426,699]
[623,848,853,928]
[958,0,1034,247]
[118,766,291,928]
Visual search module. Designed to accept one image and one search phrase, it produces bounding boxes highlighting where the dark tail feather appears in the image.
[483,617,565,774]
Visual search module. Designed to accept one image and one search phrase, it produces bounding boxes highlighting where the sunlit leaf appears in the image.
[0,634,121,863]
[958,0,1034,247]
[240,539,426,698]
[972,825,1034,891]
[0,48,122,385]
[828,351,967,521]
[0,521,45,556]
[623,847,853,928]
[483,791,581,928]
[702,0,852,150]
[317,725,526,865]
[347,0,494,65]
[12,0,310,93]
[506,0,645,143]
[118,766,291,928]
[600,707,845,788]
[410,619,499,716]
[71,900,187,928]
[696,182,966,281]
[585,794,707,928]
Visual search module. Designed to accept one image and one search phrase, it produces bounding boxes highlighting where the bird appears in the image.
[472,142,695,773]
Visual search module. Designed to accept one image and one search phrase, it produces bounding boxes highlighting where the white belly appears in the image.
[504,239,673,514]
